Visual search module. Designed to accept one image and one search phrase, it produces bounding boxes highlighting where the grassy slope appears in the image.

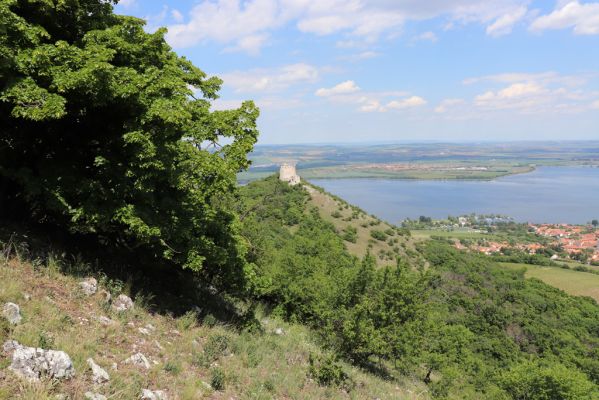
[0,256,425,400]
[303,183,420,267]
[499,262,599,302]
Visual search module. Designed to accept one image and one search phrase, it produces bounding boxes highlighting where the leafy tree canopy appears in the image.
[0,0,259,292]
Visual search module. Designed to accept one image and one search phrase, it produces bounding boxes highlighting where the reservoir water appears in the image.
[310,167,599,224]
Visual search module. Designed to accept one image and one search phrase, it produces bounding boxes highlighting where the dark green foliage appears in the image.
[342,226,357,243]
[210,367,226,391]
[239,180,599,398]
[308,353,351,388]
[0,0,258,294]
[501,361,597,399]
[370,229,387,241]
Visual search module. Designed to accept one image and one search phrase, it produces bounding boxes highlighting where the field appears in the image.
[499,262,599,302]
[411,229,491,240]
[239,141,599,182]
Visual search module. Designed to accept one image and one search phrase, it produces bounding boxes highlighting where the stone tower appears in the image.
[279,163,300,185]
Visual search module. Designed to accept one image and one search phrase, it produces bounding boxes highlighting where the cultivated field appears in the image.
[499,262,599,302]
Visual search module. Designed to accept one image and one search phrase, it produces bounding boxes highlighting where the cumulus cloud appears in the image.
[315,80,425,112]
[486,6,527,36]
[386,96,427,109]
[315,80,360,96]
[165,0,533,54]
[592,100,599,109]
[220,63,319,93]
[530,1,599,35]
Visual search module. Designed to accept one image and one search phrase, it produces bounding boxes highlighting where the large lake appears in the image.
[311,167,599,224]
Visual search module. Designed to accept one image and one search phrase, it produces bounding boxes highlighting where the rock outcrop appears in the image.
[141,389,168,399]
[79,278,98,296]
[84,392,107,400]
[87,358,109,384]
[112,294,134,312]
[3,340,75,381]
[3,302,22,325]
[124,352,150,369]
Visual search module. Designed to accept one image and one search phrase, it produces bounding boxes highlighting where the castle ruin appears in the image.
[279,163,301,186]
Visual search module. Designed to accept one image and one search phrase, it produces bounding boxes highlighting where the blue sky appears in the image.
[115,0,599,144]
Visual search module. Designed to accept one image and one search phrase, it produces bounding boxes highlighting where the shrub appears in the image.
[370,230,387,241]
[210,367,226,391]
[308,354,352,388]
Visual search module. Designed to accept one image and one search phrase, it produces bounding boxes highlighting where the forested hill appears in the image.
[238,176,599,399]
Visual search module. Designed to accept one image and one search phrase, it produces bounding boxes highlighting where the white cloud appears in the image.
[435,98,465,113]
[463,71,589,87]
[486,6,527,36]
[171,9,184,23]
[413,31,438,43]
[315,80,360,96]
[592,100,599,109]
[220,63,319,93]
[386,96,427,110]
[530,1,599,35]
[165,0,533,54]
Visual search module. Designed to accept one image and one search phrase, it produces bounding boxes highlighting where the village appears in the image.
[455,223,599,265]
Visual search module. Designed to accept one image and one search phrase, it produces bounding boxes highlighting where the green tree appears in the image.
[501,361,598,400]
[0,0,258,292]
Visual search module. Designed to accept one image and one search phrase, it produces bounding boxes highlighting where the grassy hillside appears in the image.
[0,250,424,399]
[4,176,599,399]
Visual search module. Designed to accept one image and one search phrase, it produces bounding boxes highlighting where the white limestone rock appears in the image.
[79,278,98,296]
[3,302,22,325]
[141,389,168,400]
[84,392,107,400]
[125,352,150,369]
[87,358,109,384]
[112,294,134,312]
[3,340,74,381]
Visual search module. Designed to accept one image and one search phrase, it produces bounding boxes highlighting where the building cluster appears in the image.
[531,224,599,262]
[454,223,599,264]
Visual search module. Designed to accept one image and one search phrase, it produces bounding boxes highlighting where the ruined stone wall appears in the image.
[279,163,300,185]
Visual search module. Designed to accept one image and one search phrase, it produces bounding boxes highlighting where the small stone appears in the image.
[112,294,134,312]
[4,340,75,381]
[138,327,151,335]
[22,293,31,301]
[124,353,150,369]
[274,328,284,336]
[80,278,98,296]
[154,340,164,351]
[87,358,109,384]
[97,316,114,326]
[98,289,111,303]
[84,392,107,400]
[145,324,156,332]
[141,389,168,400]
[3,302,22,325]
[111,363,118,371]
[54,395,69,400]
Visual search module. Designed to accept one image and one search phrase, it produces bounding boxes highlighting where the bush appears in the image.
[308,354,352,388]
[210,367,226,391]
[370,230,387,241]
[501,361,598,400]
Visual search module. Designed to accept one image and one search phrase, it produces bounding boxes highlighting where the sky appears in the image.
[115,0,599,144]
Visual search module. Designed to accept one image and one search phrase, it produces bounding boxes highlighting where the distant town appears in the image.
[402,214,599,265]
